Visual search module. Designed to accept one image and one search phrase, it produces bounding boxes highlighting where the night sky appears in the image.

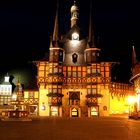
[0,0,140,87]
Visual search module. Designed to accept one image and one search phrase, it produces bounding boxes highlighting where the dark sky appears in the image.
[0,0,140,86]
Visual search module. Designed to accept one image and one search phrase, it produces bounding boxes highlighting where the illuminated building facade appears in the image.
[33,2,135,117]
[0,75,12,111]
[0,2,135,117]
[130,46,140,112]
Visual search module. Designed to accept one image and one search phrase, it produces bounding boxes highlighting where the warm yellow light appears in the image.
[71,40,79,46]
[138,94,140,98]
[137,89,140,94]
[41,102,46,110]
[41,105,46,110]
[51,107,58,116]
[12,94,17,101]
[51,107,57,112]
[127,96,134,104]
[91,107,98,116]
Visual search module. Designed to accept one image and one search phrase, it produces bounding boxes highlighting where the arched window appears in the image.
[72,53,78,63]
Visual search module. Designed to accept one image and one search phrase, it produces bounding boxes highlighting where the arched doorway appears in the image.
[50,106,58,116]
[71,108,78,117]
[91,107,98,116]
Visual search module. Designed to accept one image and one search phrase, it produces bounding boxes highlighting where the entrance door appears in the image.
[71,108,78,117]
[91,107,98,116]
[51,106,58,116]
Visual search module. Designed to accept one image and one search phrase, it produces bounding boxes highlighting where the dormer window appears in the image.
[72,32,79,40]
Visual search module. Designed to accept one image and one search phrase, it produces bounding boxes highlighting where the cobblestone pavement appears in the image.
[0,117,140,140]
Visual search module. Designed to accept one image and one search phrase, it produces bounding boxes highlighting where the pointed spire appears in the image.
[52,0,59,41]
[132,45,137,67]
[88,0,95,48]
[88,0,93,43]
[70,0,79,27]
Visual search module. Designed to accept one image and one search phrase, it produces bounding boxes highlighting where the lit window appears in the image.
[73,72,76,77]
[49,68,52,73]
[53,89,57,93]
[87,89,91,94]
[68,72,71,77]
[49,88,52,93]
[58,89,61,93]
[87,68,91,74]
[29,92,34,98]
[59,68,62,73]
[78,72,81,77]
[97,69,100,73]
[92,89,96,94]
[92,69,96,73]
[54,67,58,73]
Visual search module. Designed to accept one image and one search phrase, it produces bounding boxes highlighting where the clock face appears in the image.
[72,32,79,40]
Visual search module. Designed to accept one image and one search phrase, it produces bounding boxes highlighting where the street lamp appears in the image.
[41,102,46,110]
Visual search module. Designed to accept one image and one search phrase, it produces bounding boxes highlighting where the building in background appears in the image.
[130,46,140,113]
[0,74,12,112]
[0,1,136,117]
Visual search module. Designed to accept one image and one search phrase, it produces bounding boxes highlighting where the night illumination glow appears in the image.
[127,96,134,104]
[72,32,79,40]
[12,93,17,101]
[4,76,10,82]
[51,106,58,116]
[71,40,79,46]
[137,93,140,110]
[71,32,79,46]
[91,107,98,116]
[41,102,46,110]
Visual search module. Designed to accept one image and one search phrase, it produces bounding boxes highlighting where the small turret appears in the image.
[70,1,79,28]
[4,73,10,83]
[13,78,24,101]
